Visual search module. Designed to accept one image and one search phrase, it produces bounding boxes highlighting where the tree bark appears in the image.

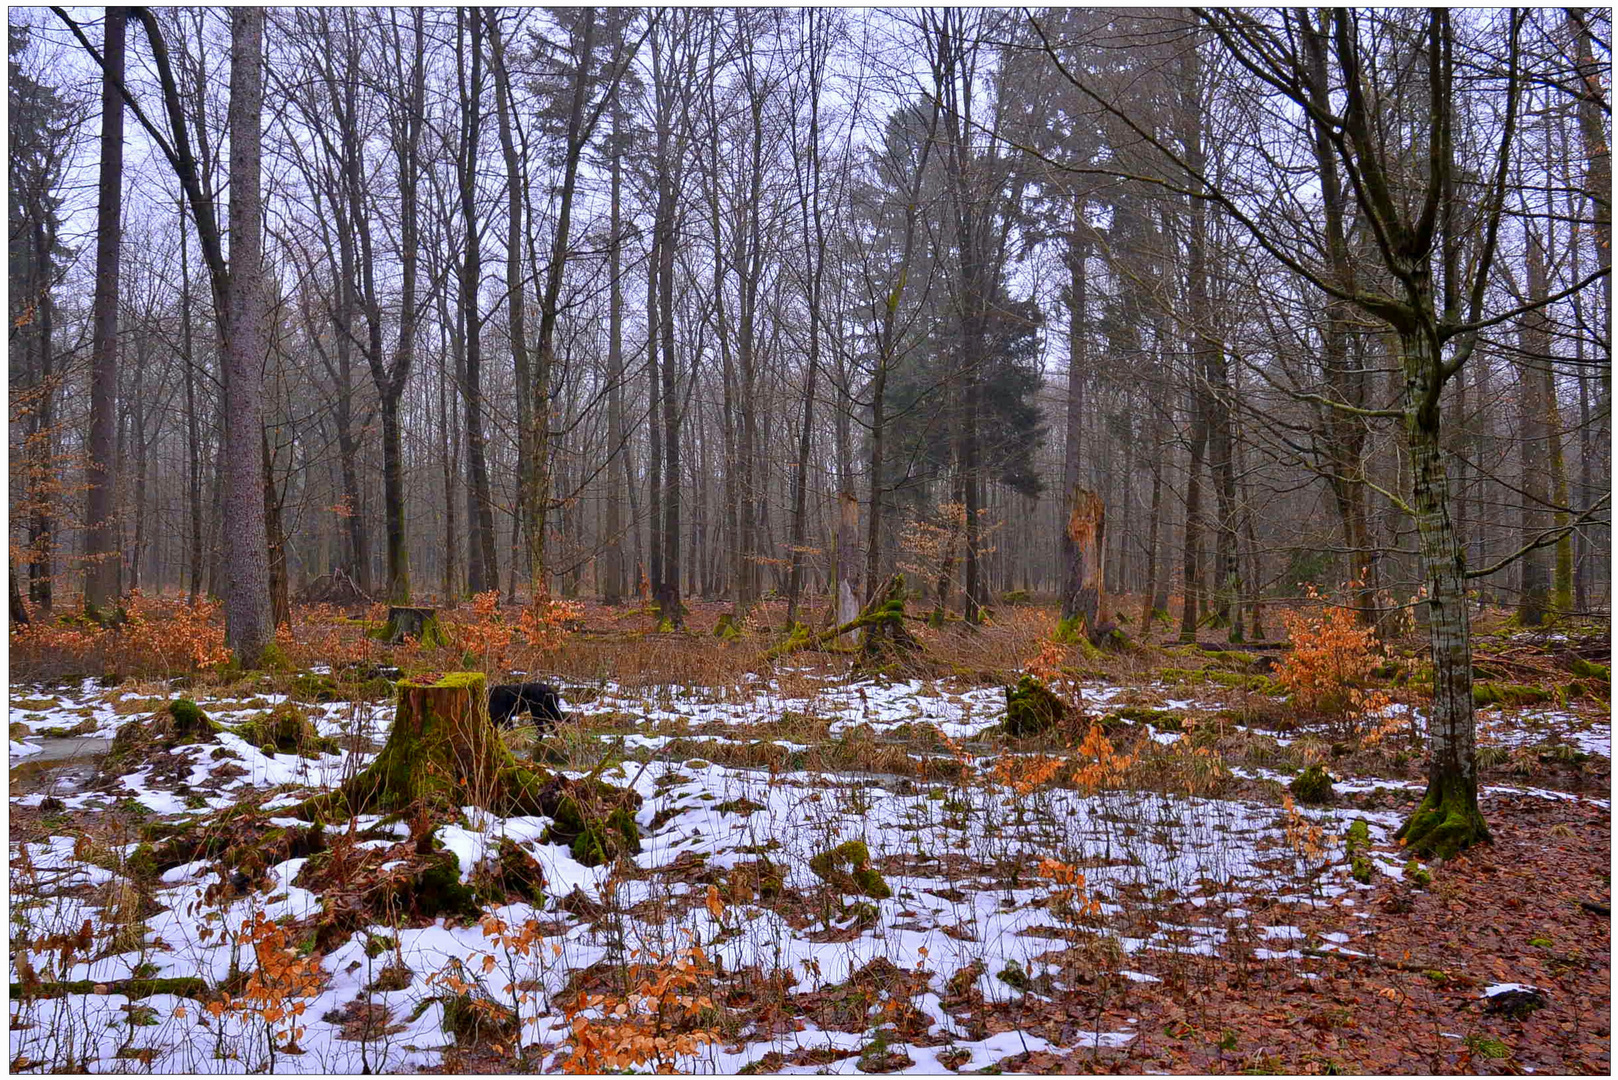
[85,7,126,618]
[1060,486,1111,645]
[222,8,274,665]
[1394,328,1488,858]
[457,10,497,596]
[602,84,627,605]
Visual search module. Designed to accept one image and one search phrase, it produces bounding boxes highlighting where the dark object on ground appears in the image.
[489,682,566,732]
[296,567,371,608]
[1482,986,1547,1020]
[1579,898,1609,917]
[377,606,449,646]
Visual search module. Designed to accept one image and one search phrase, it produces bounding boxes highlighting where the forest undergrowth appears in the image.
[8,592,1611,1074]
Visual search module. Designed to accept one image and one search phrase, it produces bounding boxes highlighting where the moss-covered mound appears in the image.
[102,698,225,773]
[235,702,338,758]
[809,839,891,899]
[370,606,451,648]
[1004,675,1067,739]
[1344,818,1373,883]
[539,786,642,868]
[1289,762,1335,806]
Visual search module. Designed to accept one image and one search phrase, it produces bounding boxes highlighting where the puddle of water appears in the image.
[25,736,112,764]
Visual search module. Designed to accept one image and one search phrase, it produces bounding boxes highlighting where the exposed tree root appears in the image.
[1395,772,1490,859]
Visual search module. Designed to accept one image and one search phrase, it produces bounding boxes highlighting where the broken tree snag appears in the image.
[764,572,920,665]
[297,567,372,608]
[856,573,922,672]
[1059,486,1116,647]
[378,605,448,647]
[836,492,861,643]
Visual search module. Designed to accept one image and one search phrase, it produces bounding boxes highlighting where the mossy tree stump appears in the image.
[1004,675,1068,738]
[298,672,638,832]
[377,605,449,647]
[857,574,922,669]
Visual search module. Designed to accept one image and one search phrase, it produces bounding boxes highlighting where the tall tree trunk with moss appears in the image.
[1394,326,1488,857]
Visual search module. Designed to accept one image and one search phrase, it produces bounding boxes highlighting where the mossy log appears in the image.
[765,573,921,664]
[9,977,210,1001]
[374,605,449,647]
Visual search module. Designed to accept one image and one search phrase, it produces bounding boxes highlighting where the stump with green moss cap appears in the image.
[296,672,639,834]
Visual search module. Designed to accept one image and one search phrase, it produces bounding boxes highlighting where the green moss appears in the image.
[256,642,292,672]
[1396,773,1490,859]
[1289,763,1335,806]
[1001,589,1032,607]
[374,610,451,648]
[996,960,1032,992]
[732,858,784,900]
[474,838,548,904]
[1472,681,1551,708]
[289,673,340,703]
[1003,674,1067,738]
[1344,819,1373,883]
[1207,670,1278,693]
[1570,658,1610,698]
[362,931,395,960]
[234,703,338,758]
[124,843,158,882]
[1104,706,1183,730]
[167,698,209,734]
[410,851,482,923]
[713,613,742,641]
[440,992,517,1044]
[809,839,891,899]
[9,977,209,1001]
[539,790,642,868]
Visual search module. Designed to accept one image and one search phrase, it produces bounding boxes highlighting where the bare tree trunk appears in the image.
[1060,204,1087,617]
[602,88,626,605]
[85,7,126,618]
[1517,233,1552,625]
[378,7,423,605]
[27,202,58,612]
[457,10,497,596]
[178,199,202,602]
[222,8,274,665]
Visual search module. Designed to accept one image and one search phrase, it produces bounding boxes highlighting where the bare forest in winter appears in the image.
[9,7,1612,1074]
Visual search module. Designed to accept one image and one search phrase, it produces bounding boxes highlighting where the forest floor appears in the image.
[8,598,1611,1074]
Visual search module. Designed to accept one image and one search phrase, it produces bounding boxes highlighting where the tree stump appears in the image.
[380,605,449,647]
[855,573,922,672]
[836,492,861,643]
[297,671,640,827]
[1059,486,1116,647]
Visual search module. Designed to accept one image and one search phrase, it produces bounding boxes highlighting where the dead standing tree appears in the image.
[1058,486,1113,645]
